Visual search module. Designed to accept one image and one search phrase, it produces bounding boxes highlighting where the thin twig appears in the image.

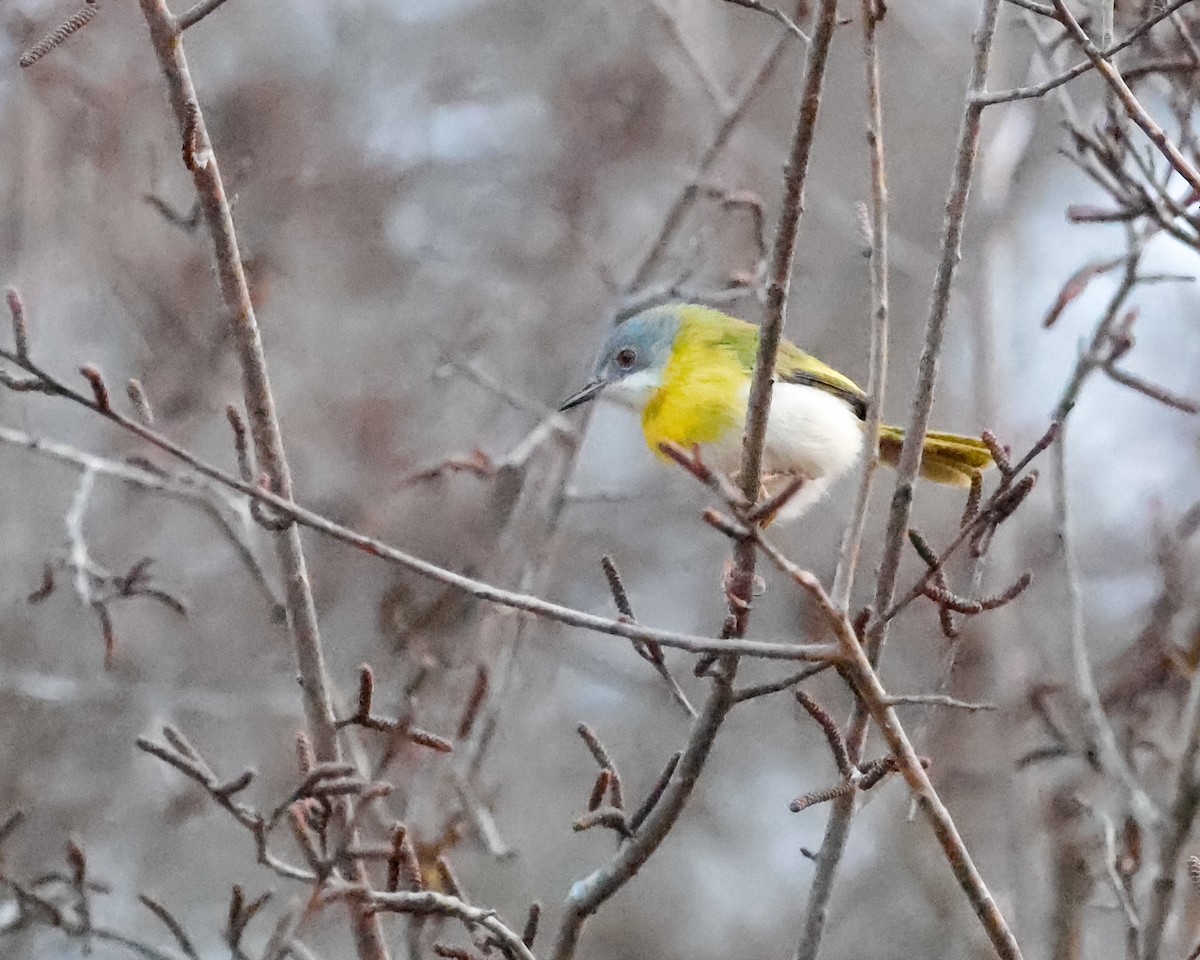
[0,424,282,616]
[976,0,1198,105]
[831,0,890,610]
[721,0,811,43]
[550,670,739,960]
[1051,0,1200,195]
[0,352,839,664]
[133,6,384,954]
[1131,595,1200,960]
[326,886,534,960]
[756,536,1024,960]
[1053,428,1160,824]
[176,0,235,30]
[798,1,1005,956]
[627,2,805,291]
[600,556,696,717]
[884,693,996,711]
[741,0,839,504]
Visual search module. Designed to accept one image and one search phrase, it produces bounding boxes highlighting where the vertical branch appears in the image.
[1136,598,1200,960]
[769,546,1024,960]
[551,5,842,958]
[871,0,1002,629]
[1048,790,1092,960]
[1053,428,1157,820]
[832,0,890,610]
[627,16,804,292]
[739,0,840,504]
[135,0,337,761]
[797,2,1004,958]
[549,675,737,960]
[730,0,839,639]
[134,4,387,959]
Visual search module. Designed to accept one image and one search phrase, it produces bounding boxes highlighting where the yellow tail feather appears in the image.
[877,425,993,488]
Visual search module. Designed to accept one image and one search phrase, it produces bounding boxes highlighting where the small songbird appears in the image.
[559,302,993,521]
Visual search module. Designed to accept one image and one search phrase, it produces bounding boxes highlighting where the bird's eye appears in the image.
[615,348,636,369]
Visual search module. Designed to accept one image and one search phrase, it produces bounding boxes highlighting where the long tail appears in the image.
[878,425,993,487]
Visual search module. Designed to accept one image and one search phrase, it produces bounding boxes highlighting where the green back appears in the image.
[683,305,868,416]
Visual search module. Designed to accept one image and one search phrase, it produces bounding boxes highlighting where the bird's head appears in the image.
[559,304,681,412]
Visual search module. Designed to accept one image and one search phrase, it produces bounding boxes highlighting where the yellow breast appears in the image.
[641,330,746,457]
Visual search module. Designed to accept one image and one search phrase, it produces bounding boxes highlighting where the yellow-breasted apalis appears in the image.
[560,303,993,521]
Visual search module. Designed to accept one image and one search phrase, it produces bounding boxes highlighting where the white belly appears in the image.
[699,381,865,521]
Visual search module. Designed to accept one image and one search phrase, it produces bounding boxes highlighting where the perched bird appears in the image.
[559,302,992,521]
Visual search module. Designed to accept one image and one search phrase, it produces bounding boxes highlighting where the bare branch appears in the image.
[1051,0,1200,195]
[328,886,535,960]
[977,0,1198,105]
[721,0,811,43]
[176,0,235,31]
[832,0,890,608]
[757,536,1024,960]
[18,1,101,68]
[1054,431,1159,825]
[800,0,1006,950]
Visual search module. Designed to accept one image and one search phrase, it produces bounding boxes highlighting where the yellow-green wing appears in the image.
[676,304,868,418]
[775,341,868,420]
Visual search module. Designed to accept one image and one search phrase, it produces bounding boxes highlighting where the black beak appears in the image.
[558,380,605,412]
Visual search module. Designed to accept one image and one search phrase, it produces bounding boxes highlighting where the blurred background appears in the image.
[2,0,1199,957]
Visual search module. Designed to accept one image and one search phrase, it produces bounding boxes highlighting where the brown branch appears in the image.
[0,424,283,618]
[1051,0,1200,196]
[139,895,200,960]
[626,6,804,291]
[976,0,1198,105]
[572,807,633,838]
[327,886,534,960]
[799,1,1005,953]
[733,663,830,702]
[133,0,355,845]
[135,727,339,883]
[550,670,739,960]
[741,0,839,505]
[175,0,235,30]
[0,351,840,665]
[1036,237,1165,830]
[884,693,996,711]
[1141,666,1200,960]
[549,9,843,952]
[875,423,1056,628]
[644,0,731,111]
[18,1,101,68]
[756,536,1024,960]
[627,752,682,833]
[721,0,811,43]
[831,0,890,608]
[129,17,386,943]
[1103,362,1200,413]
[600,556,696,717]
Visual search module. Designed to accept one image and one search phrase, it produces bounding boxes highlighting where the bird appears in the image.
[559,302,993,522]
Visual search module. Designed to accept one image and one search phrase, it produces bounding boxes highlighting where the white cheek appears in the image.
[603,369,662,410]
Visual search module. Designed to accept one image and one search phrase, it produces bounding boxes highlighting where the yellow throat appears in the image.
[639,307,752,456]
